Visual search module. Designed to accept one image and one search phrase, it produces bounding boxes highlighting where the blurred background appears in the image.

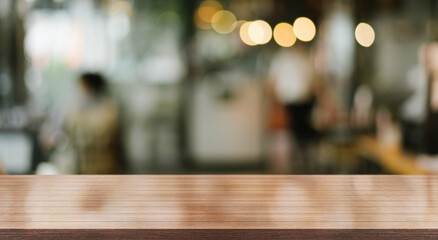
[1,0,438,174]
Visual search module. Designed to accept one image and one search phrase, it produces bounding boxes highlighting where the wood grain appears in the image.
[0,175,437,239]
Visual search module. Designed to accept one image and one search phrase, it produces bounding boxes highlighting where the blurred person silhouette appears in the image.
[268,43,318,173]
[401,45,428,153]
[423,42,438,154]
[63,73,122,174]
[0,156,5,174]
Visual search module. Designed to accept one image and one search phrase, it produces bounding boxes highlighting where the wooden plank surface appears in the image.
[0,175,437,239]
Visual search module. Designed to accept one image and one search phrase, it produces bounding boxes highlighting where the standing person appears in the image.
[0,156,5,174]
[64,73,122,174]
[423,43,438,154]
[401,45,428,153]
[268,44,317,173]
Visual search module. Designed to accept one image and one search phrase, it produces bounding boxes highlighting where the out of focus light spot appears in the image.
[273,22,296,47]
[211,10,237,34]
[293,17,316,42]
[248,20,272,45]
[66,24,85,69]
[239,21,257,46]
[25,14,85,69]
[108,0,133,17]
[198,0,222,22]
[195,16,211,29]
[195,0,223,30]
[355,22,375,47]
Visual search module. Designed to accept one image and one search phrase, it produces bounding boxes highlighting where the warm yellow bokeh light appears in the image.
[198,0,222,22]
[194,0,223,30]
[273,22,297,47]
[108,0,133,16]
[239,21,257,46]
[194,16,211,29]
[355,23,375,47]
[248,20,272,45]
[293,17,316,42]
[211,10,237,34]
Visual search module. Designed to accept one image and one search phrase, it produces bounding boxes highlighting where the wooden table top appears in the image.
[0,175,437,239]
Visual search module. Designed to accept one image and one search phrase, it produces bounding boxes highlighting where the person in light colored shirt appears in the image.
[268,45,317,140]
[268,45,317,172]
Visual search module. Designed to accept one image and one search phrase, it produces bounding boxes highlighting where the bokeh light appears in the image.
[108,0,133,17]
[239,21,257,46]
[194,0,223,30]
[211,10,237,34]
[293,17,316,42]
[248,20,272,45]
[273,22,296,47]
[355,22,375,47]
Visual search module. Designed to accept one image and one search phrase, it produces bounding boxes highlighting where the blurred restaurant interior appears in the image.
[1,0,438,175]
